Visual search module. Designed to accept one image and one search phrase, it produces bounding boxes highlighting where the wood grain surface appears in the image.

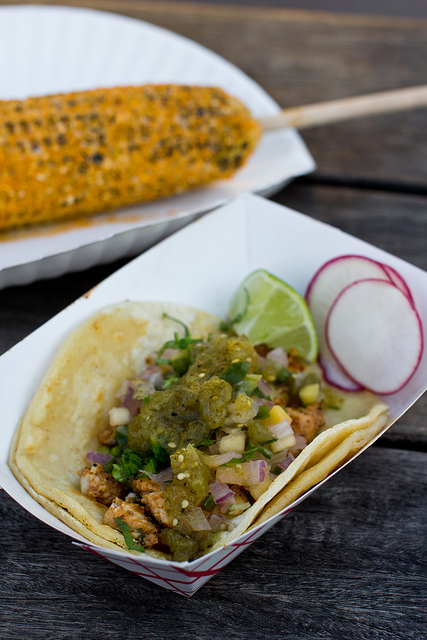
[1,2,426,638]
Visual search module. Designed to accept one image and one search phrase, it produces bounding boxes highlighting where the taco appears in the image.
[9,301,388,562]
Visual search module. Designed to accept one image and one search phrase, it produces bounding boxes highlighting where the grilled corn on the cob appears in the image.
[0,84,261,231]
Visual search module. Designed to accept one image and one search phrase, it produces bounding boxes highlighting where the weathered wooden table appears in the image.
[1,2,426,638]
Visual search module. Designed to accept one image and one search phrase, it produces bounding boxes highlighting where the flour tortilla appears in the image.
[9,301,388,559]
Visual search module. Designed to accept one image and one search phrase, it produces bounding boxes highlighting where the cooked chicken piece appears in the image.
[286,402,325,443]
[103,497,160,547]
[78,463,124,505]
[286,348,305,373]
[133,477,162,495]
[144,493,171,527]
[133,477,170,527]
[97,427,117,447]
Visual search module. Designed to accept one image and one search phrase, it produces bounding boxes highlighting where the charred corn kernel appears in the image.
[299,383,320,406]
[259,405,292,427]
[0,84,261,231]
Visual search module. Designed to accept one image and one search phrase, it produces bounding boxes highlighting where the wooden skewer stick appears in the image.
[258,84,427,131]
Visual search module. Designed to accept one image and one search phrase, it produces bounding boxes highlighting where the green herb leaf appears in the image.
[199,437,216,447]
[114,518,145,552]
[252,386,271,400]
[238,373,262,396]
[162,374,180,389]
[112,449,143,482]
[150,440,170,463]
[115,424,128,447]
[223,445,272,465]
[276,366,292,383]
[157,315,203,364]
[141,457,158,475]
[220,359,251,386]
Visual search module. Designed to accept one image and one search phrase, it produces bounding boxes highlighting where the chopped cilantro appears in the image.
[199,437,216,447]
[150,440,170,463]
[110,445,122,458]
[115,424,128,447]
[223,445,272,465]
[220,359,251,386]
[327,405,340,410]
[141,458,158,475]
[276,366,292,383]
[252,386,271,400]
[102,459,114,474]
[114,518,145,552]
[162,374,180,389]
[157,314,203,365]
[112,449,143,482]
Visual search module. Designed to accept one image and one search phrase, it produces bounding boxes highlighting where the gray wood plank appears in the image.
[2,446,426,639]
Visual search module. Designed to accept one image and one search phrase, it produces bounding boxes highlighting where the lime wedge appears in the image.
[227,269,318,362]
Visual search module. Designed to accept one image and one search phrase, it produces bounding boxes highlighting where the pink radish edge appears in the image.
[325,278,424,396]
[318,353,363,392]
[305,254,388,303]
[306,254,390,392]
[380,263,415,307]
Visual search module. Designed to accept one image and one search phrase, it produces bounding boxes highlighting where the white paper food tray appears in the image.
[1,193,426,597]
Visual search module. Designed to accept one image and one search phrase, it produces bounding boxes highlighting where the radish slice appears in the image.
[318,352,363,392]
[380,263,415,306]
[326,278,423,395]
[306,255,393,390]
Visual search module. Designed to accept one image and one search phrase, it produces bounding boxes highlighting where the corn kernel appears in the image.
[259,405,292,427]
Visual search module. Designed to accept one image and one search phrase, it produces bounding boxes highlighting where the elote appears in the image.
[0,84,261,231]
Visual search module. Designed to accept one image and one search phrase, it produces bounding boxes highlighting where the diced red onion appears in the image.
[209,481,236,505]
[269,449,294,467]
[208,442,220,455]
[278,454,295,471]
[267,347,289,367]
[209,514,228,532]
[140,467,173,483]
[242,460,268,486]
[184,507,212,531]
[86,450,112,465]
[289,434,307,455]
[268,419,293,439]
[207,451,242,468]
[257,379,273,397]
[161,348,181,360]
[140,364,162,380]
[121,384,141,419]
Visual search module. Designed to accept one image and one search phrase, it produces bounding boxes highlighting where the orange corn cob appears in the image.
[0,85,261,231]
